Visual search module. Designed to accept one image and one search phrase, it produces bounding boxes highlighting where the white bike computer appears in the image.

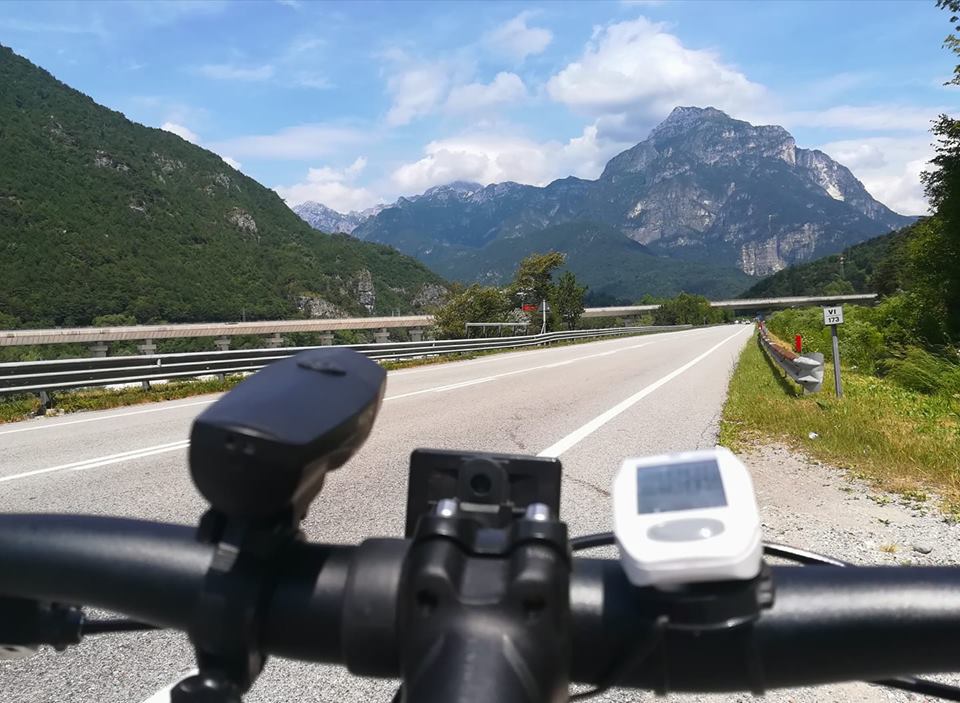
[612,447,762,588]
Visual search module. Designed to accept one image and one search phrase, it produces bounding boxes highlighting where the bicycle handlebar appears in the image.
[4,513,960,694]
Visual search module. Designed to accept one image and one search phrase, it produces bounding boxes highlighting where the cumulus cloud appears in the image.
[818,136,933,216]
[161,121,200,144]
[546,17,765,140]
[483,12,553,62]
[445,72,527,114]
[384,54,453,126]
[391,125,625,193]
[275,157,379,211]
[210,124,369,159]
[198,63,275,81]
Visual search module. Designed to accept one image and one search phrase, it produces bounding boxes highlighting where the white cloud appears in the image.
[198,63,275,81]
[222,156,243,170]
[384,57,452,126]
[161,121,200,144]
[483,12,553,62]
[779,105,941,133]
[210,124,369,159]
[275,157,378,211]
[275,0,302,7]
[546,17,765,139]
[445,72,527,114]
[391,125,624,193]
[818,136,933,216]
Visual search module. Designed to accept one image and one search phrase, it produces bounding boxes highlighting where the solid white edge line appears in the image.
[537,327,750,458]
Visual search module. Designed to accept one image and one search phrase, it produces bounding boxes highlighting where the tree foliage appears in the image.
[653,293,731,326]
[432,252,589,337]
[551,271,587,329]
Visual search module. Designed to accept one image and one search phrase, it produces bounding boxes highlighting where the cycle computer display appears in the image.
[612,447,762,587]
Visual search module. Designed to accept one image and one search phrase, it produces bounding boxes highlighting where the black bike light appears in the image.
[189,348,386,520]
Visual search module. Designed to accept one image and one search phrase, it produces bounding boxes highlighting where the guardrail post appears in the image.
[89,343,109,358]
[265,333,283,349]
[137,339,157,390]
[320,332,334,346]
[374,328,389,344]
[410,328,423,342]
[214,337,230,352]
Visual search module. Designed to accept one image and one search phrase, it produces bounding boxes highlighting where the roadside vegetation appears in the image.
[721,334,960,511]
[724,0,960,512]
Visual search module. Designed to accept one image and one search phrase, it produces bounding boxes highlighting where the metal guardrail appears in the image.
[757,322,825,394]
[0,326,691,397]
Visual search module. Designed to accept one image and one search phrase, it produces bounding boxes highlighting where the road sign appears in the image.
[822,306,844,325]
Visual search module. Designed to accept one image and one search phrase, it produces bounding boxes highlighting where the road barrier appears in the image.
[757,322,824,394]
[0,326,690,400]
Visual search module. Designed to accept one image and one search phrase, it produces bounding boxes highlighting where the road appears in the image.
[0,325,752,703]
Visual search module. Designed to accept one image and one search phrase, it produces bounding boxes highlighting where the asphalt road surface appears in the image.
[0,325,752,703]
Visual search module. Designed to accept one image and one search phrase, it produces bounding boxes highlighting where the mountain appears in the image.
[0,45,446,329]
[338,107,914,299]
[742,222,918,299]
[291,201,383,234]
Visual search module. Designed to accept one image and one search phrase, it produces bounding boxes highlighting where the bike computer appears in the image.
[612,447,762,587]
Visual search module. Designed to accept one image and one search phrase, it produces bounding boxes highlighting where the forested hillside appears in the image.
[0,45,445,329]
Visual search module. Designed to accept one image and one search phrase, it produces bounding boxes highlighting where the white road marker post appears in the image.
[822,305,844,398]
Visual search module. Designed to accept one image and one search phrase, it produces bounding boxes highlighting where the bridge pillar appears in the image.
[374,328,390,344]
[214,337,230,352]
[89,343,108,358]
[265,333,283,349]
[410,328,424,342]
[319,332,334,346]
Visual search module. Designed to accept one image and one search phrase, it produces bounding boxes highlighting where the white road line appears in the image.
[537,327,749,458]
[139,669,198,703]
[0,337,661,485]
[0,399,217,436]
[0,440,190,484]
[384,342,651,401]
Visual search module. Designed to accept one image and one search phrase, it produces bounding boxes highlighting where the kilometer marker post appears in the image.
[822,305,844,398]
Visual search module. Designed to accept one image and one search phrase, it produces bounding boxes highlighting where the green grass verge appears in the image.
[720,332,960,511]
[0,330,663,424]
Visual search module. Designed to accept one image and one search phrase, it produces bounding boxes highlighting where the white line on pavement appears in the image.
[0,399,217,436]
[139,669,198,703]
[384,342,651,401]
[537,327,750,458]
[0,440,190,484]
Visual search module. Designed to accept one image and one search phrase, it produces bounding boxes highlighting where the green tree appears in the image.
[551,270,588,329]
[654,293,728,325]
[508,251,566,307]
[916,0,960,339]
[432,285,511,339]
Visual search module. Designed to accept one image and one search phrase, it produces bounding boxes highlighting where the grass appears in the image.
[720,332,960,512]
[0,329,660,424]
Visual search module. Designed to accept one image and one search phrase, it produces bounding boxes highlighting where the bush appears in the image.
[882,347,960,396]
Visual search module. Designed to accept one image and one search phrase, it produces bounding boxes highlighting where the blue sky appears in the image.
[2,0,955,215]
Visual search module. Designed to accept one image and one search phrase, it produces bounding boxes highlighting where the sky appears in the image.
[1,0,956,216]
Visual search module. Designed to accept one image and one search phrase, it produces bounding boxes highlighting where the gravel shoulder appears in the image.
[650,441,960,703]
